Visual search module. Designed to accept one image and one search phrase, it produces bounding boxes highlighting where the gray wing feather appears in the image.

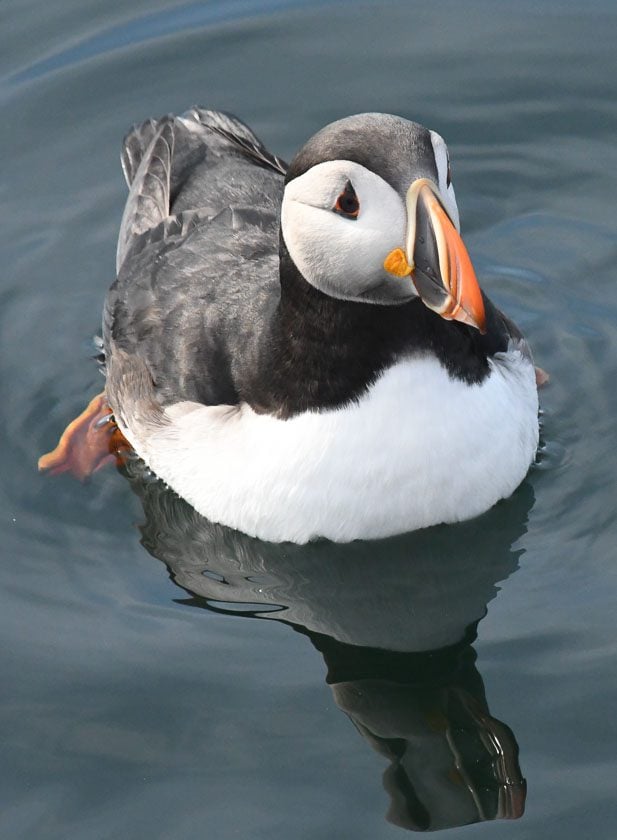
[495,306,534,364]
[121,118,161,187]
[183,108,287,176]
[116,119,174,272]
[106,108,286,410]
[116,110,287,273]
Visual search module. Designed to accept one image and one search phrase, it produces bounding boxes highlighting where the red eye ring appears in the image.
[333,180,360,219]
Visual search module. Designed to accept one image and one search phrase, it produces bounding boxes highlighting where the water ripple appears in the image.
[7,0,335,87]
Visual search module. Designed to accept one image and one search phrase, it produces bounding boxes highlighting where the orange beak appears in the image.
[385,179,486,333]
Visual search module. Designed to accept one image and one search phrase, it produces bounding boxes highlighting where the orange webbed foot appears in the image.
[38,393,131,481]
[535,366,550,388]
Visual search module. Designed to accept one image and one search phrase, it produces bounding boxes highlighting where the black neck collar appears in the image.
[247,242,493,417]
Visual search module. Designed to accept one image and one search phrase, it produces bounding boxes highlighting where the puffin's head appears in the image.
[281,113,486,331]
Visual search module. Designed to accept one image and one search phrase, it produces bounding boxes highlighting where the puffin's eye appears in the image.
[446,157,452,188]
[333,181,360,219]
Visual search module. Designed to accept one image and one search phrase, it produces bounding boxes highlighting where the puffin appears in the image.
[40,109,540,543]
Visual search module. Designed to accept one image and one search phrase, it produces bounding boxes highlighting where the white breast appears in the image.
[119,351,538,544]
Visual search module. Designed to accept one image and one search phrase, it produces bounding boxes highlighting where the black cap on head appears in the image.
[285,113,438,194]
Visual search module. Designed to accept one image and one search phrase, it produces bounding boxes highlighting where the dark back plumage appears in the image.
[105,110,290,409]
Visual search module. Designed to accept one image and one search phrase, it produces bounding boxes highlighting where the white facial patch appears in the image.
[429,130,460,231]
[281,160,411,303]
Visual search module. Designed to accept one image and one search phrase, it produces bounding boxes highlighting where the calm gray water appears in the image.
[2,1,617,837]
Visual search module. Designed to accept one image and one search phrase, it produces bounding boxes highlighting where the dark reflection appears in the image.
[122,459,533,832]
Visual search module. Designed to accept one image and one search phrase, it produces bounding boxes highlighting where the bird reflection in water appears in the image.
[122,458,531,833]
